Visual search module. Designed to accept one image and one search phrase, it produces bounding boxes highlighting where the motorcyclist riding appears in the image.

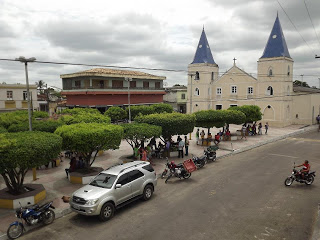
[296,160,310,179]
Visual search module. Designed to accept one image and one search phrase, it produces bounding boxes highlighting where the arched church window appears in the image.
[195,71,200,80]
[268,68,273,77]
[267,86,273,96]
[194,88,200,96]
[287,66,290,76]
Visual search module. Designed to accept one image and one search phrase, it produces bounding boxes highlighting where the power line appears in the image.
[304,0,320,49]
[276,0,315,53]
[0,58,319,79]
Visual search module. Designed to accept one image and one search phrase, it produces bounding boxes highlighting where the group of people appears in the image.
[65,152,85,178]
[163,136,189,158]
[241,122,269,140]
[196,124,231,146]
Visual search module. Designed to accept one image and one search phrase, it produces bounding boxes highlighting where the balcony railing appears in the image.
[64,86,164,90]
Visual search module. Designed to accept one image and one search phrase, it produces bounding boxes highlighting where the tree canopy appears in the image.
[122,123,162,152]
[135,113,195,139]
[105,106,126,122]
[0,110,49,129]
[8,120,63,133]
[59,108,111,125]
[0,132,62,194]
[127,103,173,120]
[55,123,123,167]
[194,110,246,129]
[228,105,262,123]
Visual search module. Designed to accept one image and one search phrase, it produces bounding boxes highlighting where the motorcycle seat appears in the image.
[30,204,39,210]
[309,171,315,175]
[198,156,206,161]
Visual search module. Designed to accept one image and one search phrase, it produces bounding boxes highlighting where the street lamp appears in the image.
[125,77,132,123]
[15,56,36,131]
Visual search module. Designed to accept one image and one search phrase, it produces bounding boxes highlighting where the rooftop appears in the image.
[60,68,166,80]
[191,28,216,65]
[261,14,291,59]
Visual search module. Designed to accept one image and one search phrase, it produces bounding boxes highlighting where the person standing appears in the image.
[184,136,189,156]
[196,129,200,145]
[265,122,269,135]
[178,138,185,158]
[241,124,247,140]
[200,130,205,145]
[258,123,262,135]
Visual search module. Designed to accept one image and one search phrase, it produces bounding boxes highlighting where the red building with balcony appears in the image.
[61,68,166,111]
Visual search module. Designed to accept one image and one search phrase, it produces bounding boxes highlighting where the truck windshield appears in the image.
[89,173,117,189]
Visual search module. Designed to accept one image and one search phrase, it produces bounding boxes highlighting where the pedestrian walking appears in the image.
[265,122,269,134]
[258,122,262,135]
[184,136,189,156]
[196,129,200,145]
[200,130,205,145]
[241,124,247,140]
[178,138,185,158]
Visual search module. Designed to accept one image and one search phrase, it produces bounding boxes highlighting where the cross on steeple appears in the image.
[233,57,237,66]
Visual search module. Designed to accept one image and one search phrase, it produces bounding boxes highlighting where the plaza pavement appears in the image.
[0,124,318,238]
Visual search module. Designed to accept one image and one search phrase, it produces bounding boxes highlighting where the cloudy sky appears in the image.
[1,0,320,89]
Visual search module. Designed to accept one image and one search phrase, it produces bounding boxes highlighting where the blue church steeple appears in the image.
[191,28,216,64]
[261,14,291,59]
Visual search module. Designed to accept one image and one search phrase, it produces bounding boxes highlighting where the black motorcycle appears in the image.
[204,149,217,163]
[192,156,206,169]
[7,201,55,239]
[284,165,316,186]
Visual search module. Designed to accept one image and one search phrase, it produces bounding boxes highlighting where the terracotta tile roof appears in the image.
[60,68,166,80]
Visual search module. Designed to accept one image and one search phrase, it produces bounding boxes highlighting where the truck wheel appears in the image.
[99,202,115,221]
[143,185,153,201]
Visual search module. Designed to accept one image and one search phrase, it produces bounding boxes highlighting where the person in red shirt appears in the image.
[296,160,310,179]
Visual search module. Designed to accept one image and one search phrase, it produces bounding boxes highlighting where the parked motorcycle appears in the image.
[192,156,206,169]
[161,158,191,183]
[284,165,316,186]
[204,149,217,163]
[7,201,55,239]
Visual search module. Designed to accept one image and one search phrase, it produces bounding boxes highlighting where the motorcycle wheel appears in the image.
[43,209,55,225]
[161,170,167,179]
[305,175,314,185]
[7,224,23,240]
[183,172,191,179]
[284,177,294,186]
[199,160,205,168]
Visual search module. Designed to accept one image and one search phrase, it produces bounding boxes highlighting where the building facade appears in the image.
[61,68,166,112]
[163,85,187,113]
[187,14,320,127]
[0,83,39,112]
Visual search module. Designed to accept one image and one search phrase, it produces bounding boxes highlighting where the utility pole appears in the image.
[125,77,132,123]
[300,74,304,86]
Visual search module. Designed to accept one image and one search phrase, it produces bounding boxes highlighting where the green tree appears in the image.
[8,120,63,133]
[36,80,46,93]
[59,108,111,125]
[105,107,126,123]
[293,80,310,88]
[0,110,49,129]
[122,123,162,154]
[228,105,262,123]
[0,126,7,133]
[135,113,195,140]
[128,105,154,120]
[0,132,62,194]
[151,103,173,114]
[194,110,246,132]
[55,123,123,168]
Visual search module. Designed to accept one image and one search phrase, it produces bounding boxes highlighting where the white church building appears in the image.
[187,14,320,127]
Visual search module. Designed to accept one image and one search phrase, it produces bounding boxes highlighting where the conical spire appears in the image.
[191,28,216,64]
[261,14,291,59]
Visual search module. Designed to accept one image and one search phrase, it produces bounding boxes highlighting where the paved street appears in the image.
[15,131,320,240]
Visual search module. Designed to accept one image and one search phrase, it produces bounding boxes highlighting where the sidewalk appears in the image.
[0,124,317,238]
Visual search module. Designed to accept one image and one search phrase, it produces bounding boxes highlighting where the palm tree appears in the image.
[36,80,46,93]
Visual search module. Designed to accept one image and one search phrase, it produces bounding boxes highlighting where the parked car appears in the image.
[69,161,157,221]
